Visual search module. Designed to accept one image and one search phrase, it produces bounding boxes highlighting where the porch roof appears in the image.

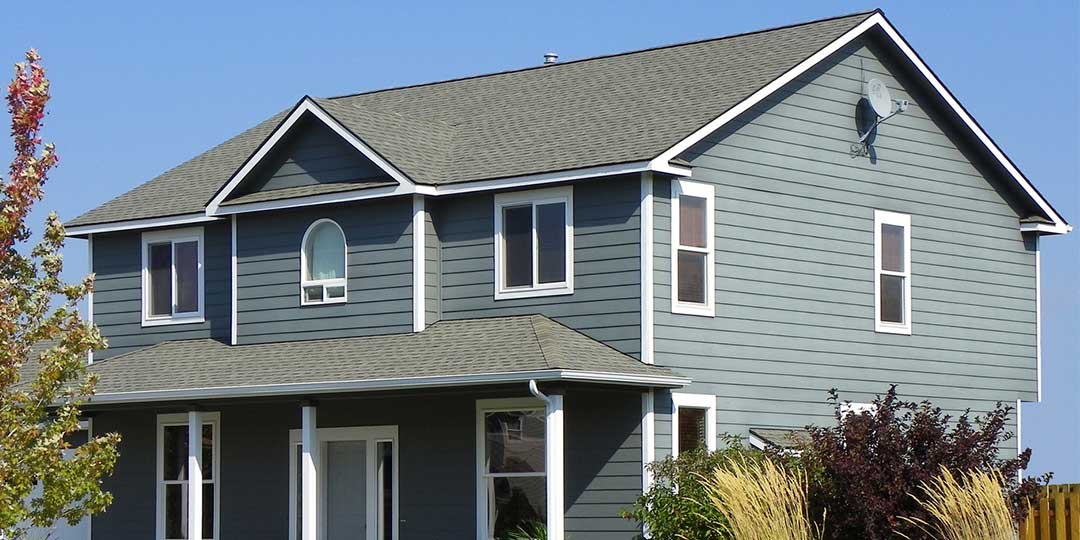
[85,314,688,404]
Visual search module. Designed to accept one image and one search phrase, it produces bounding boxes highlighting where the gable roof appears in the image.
[66,10,1069,234]
[67,11,875,228]
[82,315,687,404]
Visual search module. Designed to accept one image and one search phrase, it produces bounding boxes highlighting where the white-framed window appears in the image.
[142,227,205,326]
[874,210,911,334]
[671,392,716,456]
[671,179,715,316]
[156,412,219,540]
[300,219,348,305]
[476,398,547,540]
[494,186,574,300]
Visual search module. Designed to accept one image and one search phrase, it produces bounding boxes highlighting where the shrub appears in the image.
[622,436,761,539]
[798,385,1048,540]
[899,468,1015,540]
[703,456,823,540]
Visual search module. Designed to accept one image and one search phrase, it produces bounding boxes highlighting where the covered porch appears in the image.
[83,315,687,540]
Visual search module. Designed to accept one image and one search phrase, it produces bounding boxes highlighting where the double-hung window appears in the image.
[671,392,716,456]
[671,179,715,316]
[874,210,911,334]
[477,399,547,539]
[157,413,219,540]
[300,219,347,305]
[142,228,204,326]
[494,187,574,300]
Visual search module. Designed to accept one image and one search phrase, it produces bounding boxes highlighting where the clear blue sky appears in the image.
[2,1,1076,481]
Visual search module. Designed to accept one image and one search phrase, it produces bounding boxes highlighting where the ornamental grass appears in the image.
[702,456,823,540]
[900,467,1016,540]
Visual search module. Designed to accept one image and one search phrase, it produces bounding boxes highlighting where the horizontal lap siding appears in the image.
[435,176,642,357]
[425,205,440,325]
[236,198,414,343]
[566,389,643,538]
[92,222,231,359]
[240,114,390,195]
[653,40,1034,458]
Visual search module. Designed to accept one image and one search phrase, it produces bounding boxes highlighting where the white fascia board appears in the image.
[649,11,1069,234]
[211,184,409,216]
[65,213,221,237]
[1021,222,1073,235]
[88,370,692,404]
[205,97,416,216]
[425,160,657,196]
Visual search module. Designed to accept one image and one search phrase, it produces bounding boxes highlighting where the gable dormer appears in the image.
[221,112,397,207]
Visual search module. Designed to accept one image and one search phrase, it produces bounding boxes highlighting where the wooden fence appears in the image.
[1022,484,1080,540]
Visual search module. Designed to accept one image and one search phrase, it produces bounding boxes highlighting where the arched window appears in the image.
[300,219,347,304]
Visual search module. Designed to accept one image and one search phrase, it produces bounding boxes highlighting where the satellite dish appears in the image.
[866,79,892,117]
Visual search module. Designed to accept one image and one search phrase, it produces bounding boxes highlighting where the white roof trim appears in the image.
[66,213,222,237]
[649,11,1069,234]
[86,369,692,404]
[204,96,417,216]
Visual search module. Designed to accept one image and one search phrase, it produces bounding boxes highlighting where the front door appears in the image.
[289,426,397,540]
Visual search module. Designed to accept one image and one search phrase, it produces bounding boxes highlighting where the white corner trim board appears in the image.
[412,195,426,332]
[230,215,238,345]
[640,172,655,364]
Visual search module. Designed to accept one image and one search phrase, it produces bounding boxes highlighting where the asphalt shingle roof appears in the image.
[86,315,682,398]
[67,12,874,228]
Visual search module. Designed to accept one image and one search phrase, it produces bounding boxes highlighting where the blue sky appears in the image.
[2,1,1076,480]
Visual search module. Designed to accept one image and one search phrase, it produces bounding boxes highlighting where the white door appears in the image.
[289,426,398,540]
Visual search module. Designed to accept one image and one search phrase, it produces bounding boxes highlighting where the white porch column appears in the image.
[301,403,318,540]
[546,394,564,540]
[187,410,203,540]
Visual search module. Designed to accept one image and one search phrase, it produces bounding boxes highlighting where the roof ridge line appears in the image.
[324,10,879,102]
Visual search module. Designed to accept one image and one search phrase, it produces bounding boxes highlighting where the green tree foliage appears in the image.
[0,50,120,537]
[622,436,766,539]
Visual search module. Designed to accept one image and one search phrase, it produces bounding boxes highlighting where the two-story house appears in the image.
[55,10,1069,540]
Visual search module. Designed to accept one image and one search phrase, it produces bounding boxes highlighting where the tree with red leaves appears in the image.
[0,50,119,537]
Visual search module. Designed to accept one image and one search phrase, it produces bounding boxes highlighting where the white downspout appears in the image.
[529,380,564,540]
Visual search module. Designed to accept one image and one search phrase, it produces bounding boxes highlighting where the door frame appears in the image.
[288,425,399,540]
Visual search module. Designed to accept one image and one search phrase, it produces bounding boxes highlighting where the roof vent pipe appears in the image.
[543,53,558,65]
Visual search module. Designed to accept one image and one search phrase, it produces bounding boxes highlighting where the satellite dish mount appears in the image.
[851,78,910,157]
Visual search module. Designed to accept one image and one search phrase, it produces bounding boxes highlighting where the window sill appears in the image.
[300,297,348,307]
[141,315,205,328]
[671,302,715,317]
[875,322,911,335]
[495,284,573,301]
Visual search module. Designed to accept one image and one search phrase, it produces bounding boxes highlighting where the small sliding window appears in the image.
[874,210,912,334]
[142,227,205,326]
[494,186,574,300]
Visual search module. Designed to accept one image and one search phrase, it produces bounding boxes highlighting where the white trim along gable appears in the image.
[648,11,1069,235]
[205,97,417,216]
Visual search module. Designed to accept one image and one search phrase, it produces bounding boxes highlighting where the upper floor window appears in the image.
[300,219,347,305]
[142,227,204,326]
[874,210,911,334]
[494,186,574,300]
[671,179,715,316]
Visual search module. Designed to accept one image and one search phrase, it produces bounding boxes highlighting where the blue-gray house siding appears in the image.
[235,197,415,344]
[91,221,232,360]
[433,175,643,357]
[652,38,1035,457]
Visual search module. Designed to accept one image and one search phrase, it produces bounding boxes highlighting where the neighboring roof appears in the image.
[85,315,687,403]
[67,11,875,228]
[749,428,810,450]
